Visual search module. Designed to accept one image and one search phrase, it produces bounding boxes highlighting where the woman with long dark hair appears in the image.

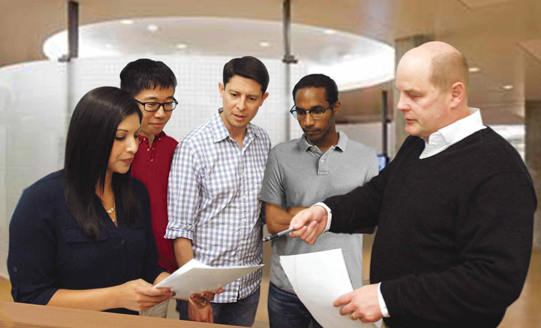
[7,87,215,315]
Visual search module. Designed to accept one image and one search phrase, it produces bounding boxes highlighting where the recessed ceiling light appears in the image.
[176,43,188,49]
[105,43,113,49]
[120,20,134,25]
[324,29,336,35]
[469,67,480,73]
[342,54,353,59]
[147,24,159,32]
[502,85,514,90]
[259,41,271,48]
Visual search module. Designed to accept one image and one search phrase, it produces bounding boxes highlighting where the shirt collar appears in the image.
[421,107,486,159]
[297,132,348,153]
[155,131,166,139]
[211,108,257,143]
[138,131,167,144]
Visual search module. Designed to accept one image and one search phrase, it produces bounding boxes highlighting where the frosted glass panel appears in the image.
[0,61,68,277]
[0,56,308,277]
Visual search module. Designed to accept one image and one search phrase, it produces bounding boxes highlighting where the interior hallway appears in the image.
[1,237,540,327]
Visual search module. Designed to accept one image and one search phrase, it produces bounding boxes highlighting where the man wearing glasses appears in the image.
[260,74,379,328]
[120,58,180,278]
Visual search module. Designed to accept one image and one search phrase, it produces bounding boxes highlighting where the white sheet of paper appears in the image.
[155,259,264,298]
[281,249,379,328]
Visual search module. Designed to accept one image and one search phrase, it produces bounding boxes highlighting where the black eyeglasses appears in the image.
[290,102,336,120]
[134,98,178,112]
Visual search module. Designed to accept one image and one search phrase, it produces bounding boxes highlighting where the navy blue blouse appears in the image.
[7,170,166,315]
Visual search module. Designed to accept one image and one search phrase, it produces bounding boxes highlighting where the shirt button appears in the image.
[159,138,162,141]
[151,159,154,162]
[147,148,150,151]
[120,239,125,245]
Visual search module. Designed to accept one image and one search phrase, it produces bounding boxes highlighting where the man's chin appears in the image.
[304,135,320,144]
[144,126,164,135]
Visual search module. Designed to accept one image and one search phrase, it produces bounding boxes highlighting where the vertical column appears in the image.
[282,0,297,142]
[525,100,541,248]
[391,35,433,157]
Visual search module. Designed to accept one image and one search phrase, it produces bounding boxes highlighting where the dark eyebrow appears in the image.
[117,129,129,132]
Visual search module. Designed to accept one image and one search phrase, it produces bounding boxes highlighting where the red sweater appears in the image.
[131,131,179,273]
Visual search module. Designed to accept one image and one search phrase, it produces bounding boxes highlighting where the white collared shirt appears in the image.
[420,107,486,159]
[320,107,486,317]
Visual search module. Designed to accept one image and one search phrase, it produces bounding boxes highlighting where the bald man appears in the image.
[288,41,536,328]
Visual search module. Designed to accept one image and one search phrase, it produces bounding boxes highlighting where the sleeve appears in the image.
[381,172,536,322]
[325,137,414,232]
[259,147,286,207]
[133,179,166,283]
[165,141,203,240]
[325,164,387,232]
[7,186,59,305]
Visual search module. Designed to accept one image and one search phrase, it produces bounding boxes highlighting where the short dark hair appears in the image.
[292,74,339,105]
[64,87,142,240]
[223,56,270,94]
[120,58,177,97]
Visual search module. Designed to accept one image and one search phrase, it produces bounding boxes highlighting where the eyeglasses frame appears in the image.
[134,98,179,112]
[289,102,337,120]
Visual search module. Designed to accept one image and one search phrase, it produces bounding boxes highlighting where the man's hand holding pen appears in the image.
[288,205,328,245]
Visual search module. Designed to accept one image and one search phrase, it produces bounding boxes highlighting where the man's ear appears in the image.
[219,83,225,99]
[333,101,341,115]
[259,92,269,106]
[449,82,466,109]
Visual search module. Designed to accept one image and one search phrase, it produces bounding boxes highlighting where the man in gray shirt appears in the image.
[261,74,379,328]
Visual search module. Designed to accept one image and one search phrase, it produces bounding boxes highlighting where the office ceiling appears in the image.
[1,0,541,124]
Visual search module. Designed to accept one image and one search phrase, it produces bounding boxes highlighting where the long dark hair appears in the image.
[64,87,142,240]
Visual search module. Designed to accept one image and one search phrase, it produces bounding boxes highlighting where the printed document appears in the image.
[155,259,263,298]
[281,249,379,328]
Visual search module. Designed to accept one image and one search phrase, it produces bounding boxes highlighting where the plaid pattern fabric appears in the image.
[166,111,270,303]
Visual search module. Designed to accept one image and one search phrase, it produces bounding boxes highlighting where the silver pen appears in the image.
[261,228,295,243]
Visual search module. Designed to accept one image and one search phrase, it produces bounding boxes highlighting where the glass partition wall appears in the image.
[0,56,309,276]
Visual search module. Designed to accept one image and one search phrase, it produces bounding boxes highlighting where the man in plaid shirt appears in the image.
[166,56,270,326]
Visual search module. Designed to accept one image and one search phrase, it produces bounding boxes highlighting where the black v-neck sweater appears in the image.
[326,127,537,328]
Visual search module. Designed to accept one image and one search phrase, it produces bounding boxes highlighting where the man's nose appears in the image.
[154,105,167,118]
[303,112,315,126]
[397,94,408,112]
[237,97,246,111]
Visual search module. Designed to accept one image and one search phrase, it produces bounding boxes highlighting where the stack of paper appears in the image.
[155,259,264,298]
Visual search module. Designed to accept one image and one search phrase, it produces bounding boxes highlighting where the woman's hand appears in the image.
[115,279,175,312]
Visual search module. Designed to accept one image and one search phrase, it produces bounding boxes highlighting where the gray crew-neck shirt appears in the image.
[261,132,379,293]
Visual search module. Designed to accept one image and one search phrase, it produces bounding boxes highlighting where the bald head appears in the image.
[400,41,469,94]
[396,42,471,139]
